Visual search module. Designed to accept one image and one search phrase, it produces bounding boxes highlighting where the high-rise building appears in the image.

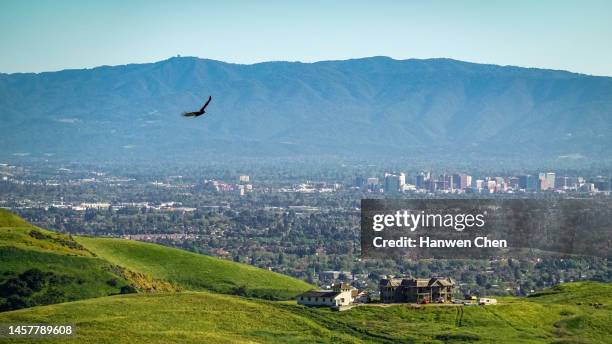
[415,172,429,189]
[366,177,379,192]
[534,172,556,191]
[536,179,544,191]
[426,178,436,192]
[494,177,506,192]
[545,172,555,190]
[434,174,451,191]
[486,180,496,192]
[555,176,569,190]
[384,173,405,193]
[451,174,460,189]
[239,175,250,183]
[519,175,537,191]
[399,173,406,188]
[452,173,471,190]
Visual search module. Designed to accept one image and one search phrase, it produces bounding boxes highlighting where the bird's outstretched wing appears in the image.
[199,96,212,112]
[183,112,200,117]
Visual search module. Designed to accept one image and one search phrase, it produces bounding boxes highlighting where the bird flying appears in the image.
[183,96,212,117]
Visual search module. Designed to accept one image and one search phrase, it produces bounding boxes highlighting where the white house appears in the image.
[297,283,354,307]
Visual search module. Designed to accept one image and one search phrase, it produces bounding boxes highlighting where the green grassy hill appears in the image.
[0,210,312,312]
[0,209,134,311]
[0,282,609,343]
[75,236,313,300]
[0,210,30,228]
[1,210,610,343]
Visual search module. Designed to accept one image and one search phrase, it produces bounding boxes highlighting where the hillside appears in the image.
[75,236,313,300]
[1,210,610,343]
[0,209,134,311]
[0,282,609,343]
[1,57,611,165]
[0,210,313,312]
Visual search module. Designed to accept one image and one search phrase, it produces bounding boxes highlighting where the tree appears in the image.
[476,274,488,287]
[120,285,137,294]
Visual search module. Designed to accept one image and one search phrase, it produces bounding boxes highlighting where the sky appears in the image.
[1,0,611,76]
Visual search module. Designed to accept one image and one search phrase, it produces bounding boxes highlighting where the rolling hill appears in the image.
[1,56,611,165]
[0,209,134,311]
[0,282,609,343]
[0,210,312,312]
[0,210,610,343]
[75,236,313,300]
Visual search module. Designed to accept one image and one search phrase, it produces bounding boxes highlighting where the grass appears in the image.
[0,209,311,312]
[1,209,610,343]
[0,282,609,343]
[0,210,132,309]
[0,209,30,228]
[0,210,89,257]
[75,236,314,300]
[0,291,358,344]
[1,209,313,301]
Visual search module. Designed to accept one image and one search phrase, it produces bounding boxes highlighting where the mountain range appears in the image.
[1,56,611,165]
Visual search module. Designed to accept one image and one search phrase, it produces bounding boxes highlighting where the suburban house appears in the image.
[353,290,370,303]
[379,277,456,303]
[297,283,355,307]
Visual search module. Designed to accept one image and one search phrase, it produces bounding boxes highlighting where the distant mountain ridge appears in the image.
[0,56,610,165]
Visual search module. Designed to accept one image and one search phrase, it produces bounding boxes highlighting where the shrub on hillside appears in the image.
[28,230,86,251]
[0,269,68,311]
[120,285,137,294]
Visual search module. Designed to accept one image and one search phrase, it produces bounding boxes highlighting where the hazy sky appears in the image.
[1,0,611,75]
